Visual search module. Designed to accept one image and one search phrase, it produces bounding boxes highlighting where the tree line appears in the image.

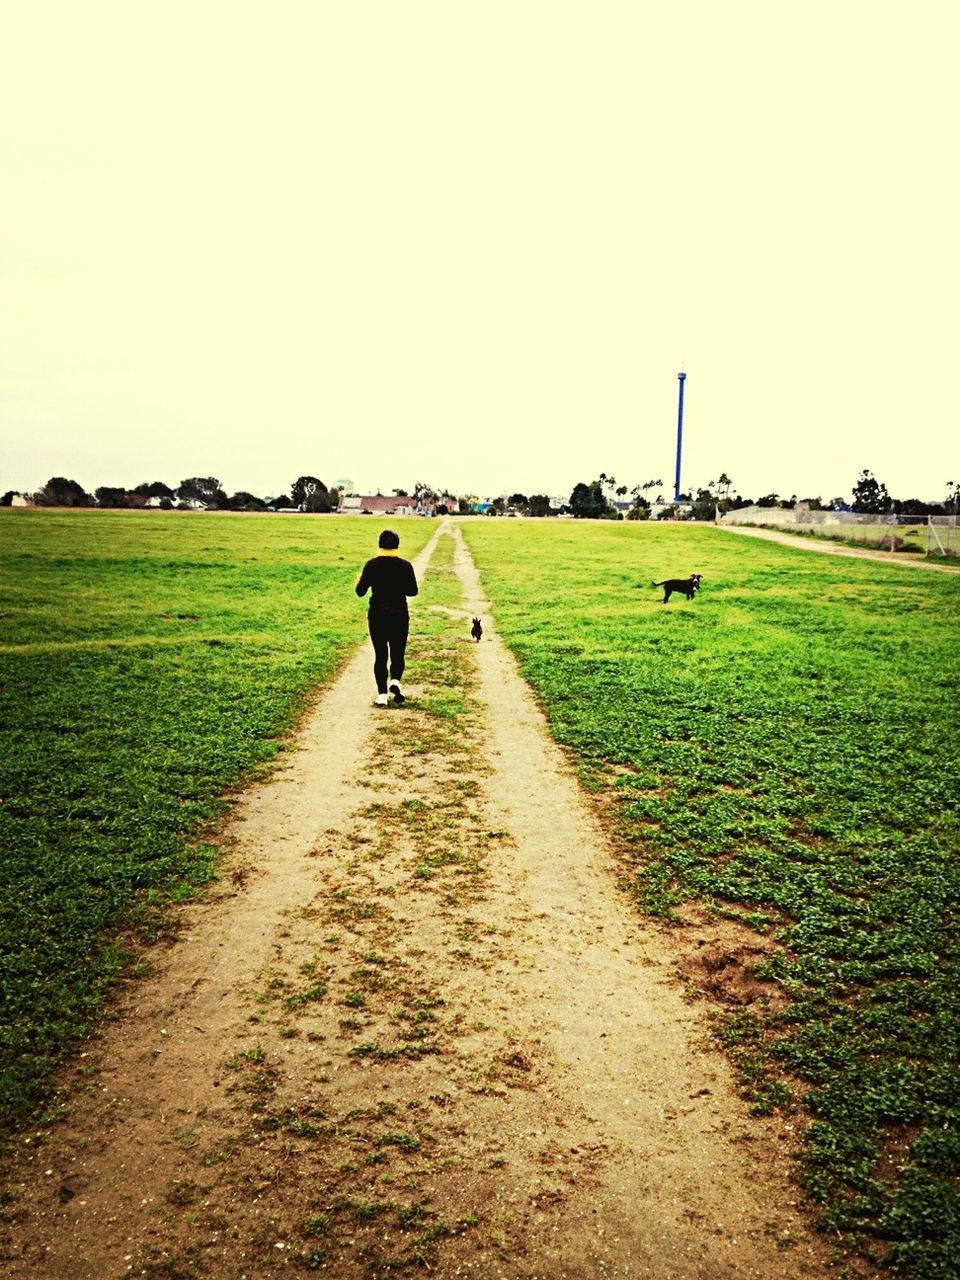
[4,469,957,518]
[562,469,959,521]
[2,475,342,512]
[3,476,462,514]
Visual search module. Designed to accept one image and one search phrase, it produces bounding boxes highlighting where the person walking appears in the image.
[355,528,419,706]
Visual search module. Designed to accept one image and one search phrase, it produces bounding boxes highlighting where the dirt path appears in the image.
[0,525,874,1280]
[718,522,960,570]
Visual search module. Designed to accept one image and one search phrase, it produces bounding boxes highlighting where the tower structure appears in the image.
[673,371,687,503]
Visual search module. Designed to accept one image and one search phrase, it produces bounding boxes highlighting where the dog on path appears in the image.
[651,574,702,603]
[471,617,483,642]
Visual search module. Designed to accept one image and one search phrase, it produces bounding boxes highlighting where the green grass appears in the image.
[5,510,959,1274]
[0,509,434,1130]
[461,518,960,1279]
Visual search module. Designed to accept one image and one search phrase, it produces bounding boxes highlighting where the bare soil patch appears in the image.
[0,525,877,1279]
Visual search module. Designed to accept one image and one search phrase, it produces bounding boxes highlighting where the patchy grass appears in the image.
[461,518,960,1279]
[0,509,435,1132]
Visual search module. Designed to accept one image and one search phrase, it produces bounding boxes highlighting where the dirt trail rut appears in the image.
[1,525,869,1280]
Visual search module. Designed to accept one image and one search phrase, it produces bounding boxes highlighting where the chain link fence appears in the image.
[719,508,959,557]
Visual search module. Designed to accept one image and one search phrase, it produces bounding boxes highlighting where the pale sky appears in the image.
[2,1,957,505]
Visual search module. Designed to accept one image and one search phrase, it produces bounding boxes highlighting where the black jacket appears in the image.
[355,554,419,616]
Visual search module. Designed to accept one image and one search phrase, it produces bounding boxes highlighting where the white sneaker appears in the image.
[374,693,388,707]
[389,680,405,704]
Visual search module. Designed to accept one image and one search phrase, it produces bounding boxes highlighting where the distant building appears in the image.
[340,494,416,516]
[341,492,460,517]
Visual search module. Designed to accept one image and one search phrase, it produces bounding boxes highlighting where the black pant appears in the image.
[368,608,409,693]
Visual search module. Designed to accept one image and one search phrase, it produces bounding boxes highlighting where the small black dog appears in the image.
[651,574,702,603]
[470,617,483,642]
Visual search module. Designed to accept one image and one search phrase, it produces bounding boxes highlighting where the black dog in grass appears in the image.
[471,617,483,642]
[650,574,702,603]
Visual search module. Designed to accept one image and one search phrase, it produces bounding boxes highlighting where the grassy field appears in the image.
[460,519,960,1280]
[0,509,434,1129]
[3,511,959,1277]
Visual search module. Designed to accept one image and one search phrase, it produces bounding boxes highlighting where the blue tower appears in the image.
[673,371,687,502]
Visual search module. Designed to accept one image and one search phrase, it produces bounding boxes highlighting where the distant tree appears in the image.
[527,494,552,517]
[309,480,339,512]
[945,481,958,515]
[35,477,91,507]
[626,485,650,521]
[690,487,717,521]
[458,495,478,515]
[851,469,891,514]
[626,496,651,521]
[291,475,321,505]
[94,486,131,508]
[706,473,739,514]
[597,473,620,507]
[407,481,438,514]
[291,475,333,511]
[756,492,781,508]
[569,481,598,518]
[508,492,528,510]
[392,487,410,497]
[490,497,506,515]
[569,480,609,519]
[132,480,174,499]
[891,498,945,517]
[229,491,267,511]
[268,493,295,509]
[177,476,227,508]
[1,491,15,506]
